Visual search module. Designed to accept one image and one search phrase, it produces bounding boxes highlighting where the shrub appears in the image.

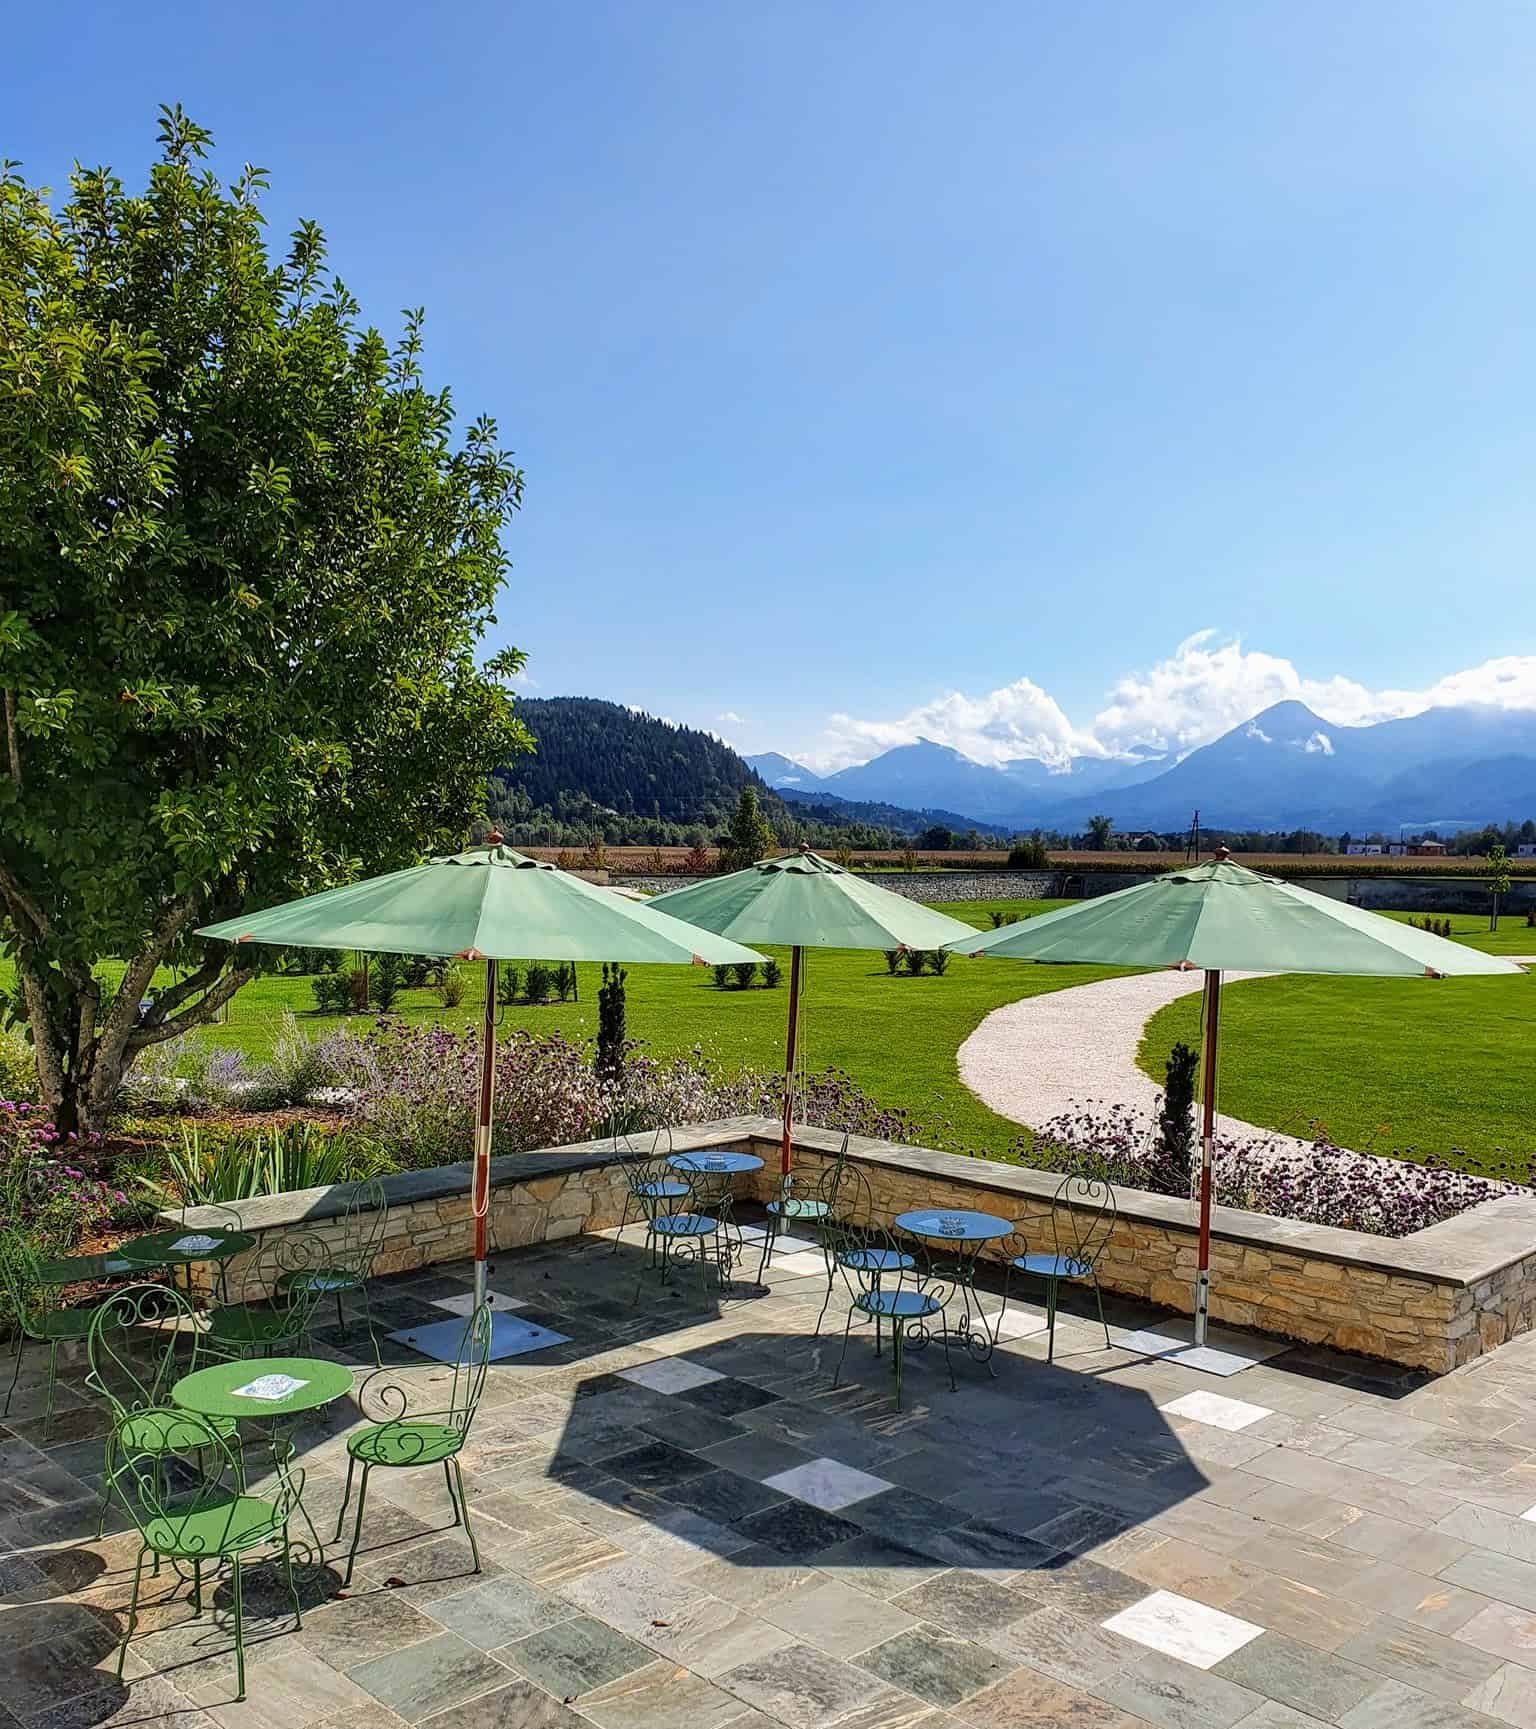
[712,964,731,989]
[597,963,627,1089]
[1154,1041,1199,1190]
[883,950,903,975]
[370,953,404,1014]
[1008,838,1049,868]
[310,970,351,1014]
[137,1122,392,1208]
[554,962,577,1002]
[903,950,926,976]
[524,962,554,1003]
[0,1026,37,1103]
[438,968,467,1009]
[497,965,522,1006]
[761,957,783,988]
[732,962,759,989]
[1527,906,1535,928]
[1,1102,126,1252]
[927,948,950,976]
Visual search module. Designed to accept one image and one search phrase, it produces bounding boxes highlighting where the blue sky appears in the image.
[12,2,1536,768]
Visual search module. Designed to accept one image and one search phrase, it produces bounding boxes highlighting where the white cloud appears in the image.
[1245,721,1272,745]
[796,636,1536,773]
[718,710,745,726]
[809,677,1102,772]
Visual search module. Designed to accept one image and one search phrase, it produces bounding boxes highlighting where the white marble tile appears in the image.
[1102,1589,1263,1669]
[980,1303,1049,1339]
[1520,1504,1536,1524]
[1161,1390,1274,1432]
[431,1290,527,1315]
[771,1252,830,1280]
[764,1456,893,1512]
[619,1356,725,1393]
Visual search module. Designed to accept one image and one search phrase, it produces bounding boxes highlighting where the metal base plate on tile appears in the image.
[389,1313,570,1364]
[1114,1321,1285,1377]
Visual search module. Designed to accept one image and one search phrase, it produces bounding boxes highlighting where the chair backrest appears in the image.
[1049,1170,1118,1274]
[0,1229,41,1333]
[618,1126,677,1218]
[336,1176,388,1277]
[447,1302,494,1435]
[241,1228,335,1326]
[87,1281,204,1421]
[109,1406,299,1553]
[823,1152,873,1230]
[827,1219,930,1305]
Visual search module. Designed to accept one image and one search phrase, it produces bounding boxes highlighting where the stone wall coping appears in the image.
[173,1111,1536,1294]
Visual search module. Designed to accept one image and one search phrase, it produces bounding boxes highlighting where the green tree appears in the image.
[1489,843,1512,931]
[721,786,775,871]
[1086,814,1114,851]
[0,110,531,1133]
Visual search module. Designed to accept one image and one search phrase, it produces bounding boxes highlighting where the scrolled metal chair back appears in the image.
[243,1229,334,1328]
[1050,1170,1117,1276]
[86,1281,202,1420]
[448,1301,495,1436]
[823,1153,873,1231]
[618,1125,677,1221]
[339,1175,389,1278]
[108,1407,257,1556]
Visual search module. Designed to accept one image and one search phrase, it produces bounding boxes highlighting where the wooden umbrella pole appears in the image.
[1194,967,1221,1347]
[780,944,803,1182]
[473,956,498,1312]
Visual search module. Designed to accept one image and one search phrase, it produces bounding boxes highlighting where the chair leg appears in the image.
[755,1214,777,1284]
[342,1463,371,1586]
[117,1546,146,1680]
[231,1556,246,1702]
[813,1264,835,1338]
[1092,1274,1111,1350]
[43,1340,59,1441]
[360,1282,381,1369]
[336,1289,347,1341]
[3,1333,23,1417]
[1045,1277,1058,1364]
[453,1460,480,1575]
[939,1317,957,1394]
[892,1318,905,1410]
[610,1192,632,1254]
[444,1460,462,1527]
[282,1527,302,1628]
[834,1305,856,1388]
[191,1558,203,1616]
[334,1454,356,1542]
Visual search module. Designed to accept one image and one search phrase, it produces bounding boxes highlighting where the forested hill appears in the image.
[489,697,778,838]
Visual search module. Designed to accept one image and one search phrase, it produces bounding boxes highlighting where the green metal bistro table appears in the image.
[117,1227,255,1303]
[173,1355,354,1558]
[35,1247,150,1286]
[895,1207,1013,1374]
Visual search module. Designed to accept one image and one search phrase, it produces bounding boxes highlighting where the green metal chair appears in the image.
[1004,1171,1117,1362]
[814,1163,913,1337]
[755,1132,849,1284]
[629,1148,726,1305]
[0,1228,118,1439]
[334,1303,492,1586]
[87,1281,240,1537]
[203,1232,331,1361]
[610,1128,689,1256]
[111,1406,303,1702]
[831,1220,953,1409]
[279,1177,388,1363]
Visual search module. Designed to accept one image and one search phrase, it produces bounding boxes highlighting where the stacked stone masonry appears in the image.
[174,1115,1536,1375]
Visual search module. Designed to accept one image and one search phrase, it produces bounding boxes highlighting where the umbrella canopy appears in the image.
[647,849,977,952]
[198,843,765,966]
[197,842,763,1356]
[649,850,978,1181]
[944,856,1523,1350]
[945,857,1518,976]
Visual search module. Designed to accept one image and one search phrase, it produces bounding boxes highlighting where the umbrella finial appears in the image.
[1213,844,1232,862]
[798,841,812,854]
[487,828,504,846]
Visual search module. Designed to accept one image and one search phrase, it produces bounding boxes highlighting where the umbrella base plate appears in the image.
[390,1314,571,1364]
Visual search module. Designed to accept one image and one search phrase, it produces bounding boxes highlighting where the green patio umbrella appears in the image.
[945,850,1523,1345]
[648,847,977,1178]
[197,837,764,1353]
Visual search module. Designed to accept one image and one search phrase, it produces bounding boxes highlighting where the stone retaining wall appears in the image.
[178,1115,1536,1375]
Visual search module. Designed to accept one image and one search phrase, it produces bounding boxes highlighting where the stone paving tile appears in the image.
[1345,1562,1490,1636]
[344,1632,510,1724]
[757,1576,919,1658]
[957,1664,1151,1728]
[1092,1649,1263,1729]
[889,1570,1035,1637]
[185,1646,384,1729]
[812,1532,949,1597]
[1212,1630,1378,1721]
[297,1592,445,1669]
[856,1625,1013,1708]
[575,1659,755,1729]
[416,1679,586,1727]
[1336,1676,1497,1729]
[424,1575,573,1650]
[1462,1661,1536,1728]
[732,1500,865,1561]
[1226,1574,1377,1653]
[1336,1617,1503,1704]
[495,1615,656,1699]
[720,1641,907,1729]
[1441,1552,1536,1615]
[984,1604,1139,1689]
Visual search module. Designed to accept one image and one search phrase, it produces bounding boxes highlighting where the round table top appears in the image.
[35,1248,146,1286]
[117,1227,255,1267]
[669,1150,764,1175]
[172,1356,355,1420]
[896,1207,1013,1243]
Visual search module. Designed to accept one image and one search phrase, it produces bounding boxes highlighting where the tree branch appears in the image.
[2,690,19,790]
[0,859,50,946]
[125,966,256,1053]
[97,894,201,1067]
[141,949,230,1023]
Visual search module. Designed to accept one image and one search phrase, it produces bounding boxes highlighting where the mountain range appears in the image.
[750,702,1536,834]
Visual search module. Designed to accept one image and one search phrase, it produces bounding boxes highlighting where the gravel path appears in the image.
[957,969,1315,1155]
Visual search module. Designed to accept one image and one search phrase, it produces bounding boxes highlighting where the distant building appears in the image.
[1386,840,1447,857]
[1345,843,1382,856]
[1517,844,1536,859]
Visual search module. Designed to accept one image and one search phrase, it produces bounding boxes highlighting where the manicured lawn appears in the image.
[1378,908,1536,954]
[1137,970,1536,1179]
[0,899,1103,1157]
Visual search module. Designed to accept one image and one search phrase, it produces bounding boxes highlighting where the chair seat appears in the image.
[117,1407,238,1453]
[766,1198,831,1221]
[839,1247,914,1274]
[632,1180,689,1200]
[650,1213,717,1238]
[146,1492,287,1556]
[348,1420,463,1467]
[1012,1253,1092,1280]
[856,1289,943,1320]
[28,1306,102,1341]
[206,1303,300,1345]
[278,1267,360,1295]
